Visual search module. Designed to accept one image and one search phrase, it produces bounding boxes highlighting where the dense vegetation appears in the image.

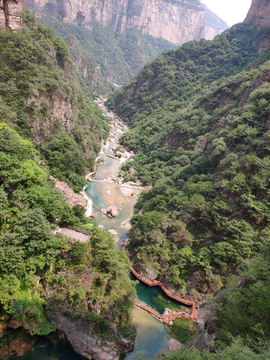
[42,13,177,84]
[107,16,270,357]
[0,9,136,354]
[160,243,270,358]
[64,34,114,98]
[0,123,136,350]
[0,8,109,192]
[108,22,270,298]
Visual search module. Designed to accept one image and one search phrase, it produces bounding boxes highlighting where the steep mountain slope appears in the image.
[22,0,228,83]
[245,0,270,29]
[107,16,270,302]
[38,13,177,84]
[0,9,136,360]
[23,0,228,45]
[0,8,110,191]
[64,34,114,97]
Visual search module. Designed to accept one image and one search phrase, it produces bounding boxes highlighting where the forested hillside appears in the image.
[0,123,136,357]
[64,34,114,97]
[0,8,110,192]
[42,14,177,84]
[107,22,270,299]
[107,14,270,357]
[0,9,136,358]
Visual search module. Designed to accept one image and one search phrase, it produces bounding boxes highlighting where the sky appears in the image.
[202,0,253,27]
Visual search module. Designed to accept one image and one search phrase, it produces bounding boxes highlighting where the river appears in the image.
[8,102,198,360]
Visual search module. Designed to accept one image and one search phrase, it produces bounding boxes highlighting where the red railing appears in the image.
[131,266,198,321]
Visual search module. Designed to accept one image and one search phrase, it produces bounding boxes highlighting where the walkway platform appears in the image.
[135,303,193,324]
[131,266,198,322]
[58,227,90,243]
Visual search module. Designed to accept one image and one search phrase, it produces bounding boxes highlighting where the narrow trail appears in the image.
[131,266,198,322]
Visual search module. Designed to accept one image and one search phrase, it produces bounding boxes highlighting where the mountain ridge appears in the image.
[23,0,228,45]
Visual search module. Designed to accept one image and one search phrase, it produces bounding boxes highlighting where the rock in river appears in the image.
[106,205,118,217]
[108,229,117,236]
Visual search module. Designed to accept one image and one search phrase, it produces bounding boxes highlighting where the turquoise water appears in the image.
[8,338,84,360]
[132,276,198,346]
[133,275,189,314]
[124,309,170,360]
[86,181,140,239]
[95,155,120,181]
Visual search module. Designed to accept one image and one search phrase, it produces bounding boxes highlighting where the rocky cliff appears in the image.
[23,0,227,45]
[64,34,113,96]
[0,0,22,29]
[45,312,132,360]
[245,0,270,29]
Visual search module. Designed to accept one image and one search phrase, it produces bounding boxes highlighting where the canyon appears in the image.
[22,0,227,45]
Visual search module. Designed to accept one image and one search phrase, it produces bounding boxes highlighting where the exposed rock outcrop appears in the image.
[189,308,216,351]
[245,0,270,29]
[46,313,132,360]
[0,318,38,358]
[50,176,88,209]
[0,338,33,358]
[0,0,22,30]
[23,0,227,45]
[168,338,183,351]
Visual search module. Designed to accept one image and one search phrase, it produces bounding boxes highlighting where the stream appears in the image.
[8,101,198,360]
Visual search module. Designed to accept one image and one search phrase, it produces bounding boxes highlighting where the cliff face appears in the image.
[45,313,132,360]
[23,0,226,45]
[0,0,22,29]
[64,34,113,96]
[245,0,270,29]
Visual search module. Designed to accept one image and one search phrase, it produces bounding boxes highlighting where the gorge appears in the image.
[1,0,270,360]
[21,0,228,83]
[22,0,227,45]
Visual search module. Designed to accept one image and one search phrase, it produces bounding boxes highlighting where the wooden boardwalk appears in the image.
[135,303,193,324]
[131,266,198,322]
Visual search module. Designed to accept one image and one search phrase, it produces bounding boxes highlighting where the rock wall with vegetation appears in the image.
[0,8,111,192]
[39,13,178,84]
[22,0,228,84]
[0,0,23,30]
[22,0,227,45]
[0,10,136,359]
[107,14,270,356]
[64,34,114,97]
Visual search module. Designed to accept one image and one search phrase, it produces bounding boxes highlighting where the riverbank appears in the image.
[84,98,145,243]
[83,97,200,358]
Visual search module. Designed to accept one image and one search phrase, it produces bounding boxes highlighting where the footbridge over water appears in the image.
[131,266,198,322]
